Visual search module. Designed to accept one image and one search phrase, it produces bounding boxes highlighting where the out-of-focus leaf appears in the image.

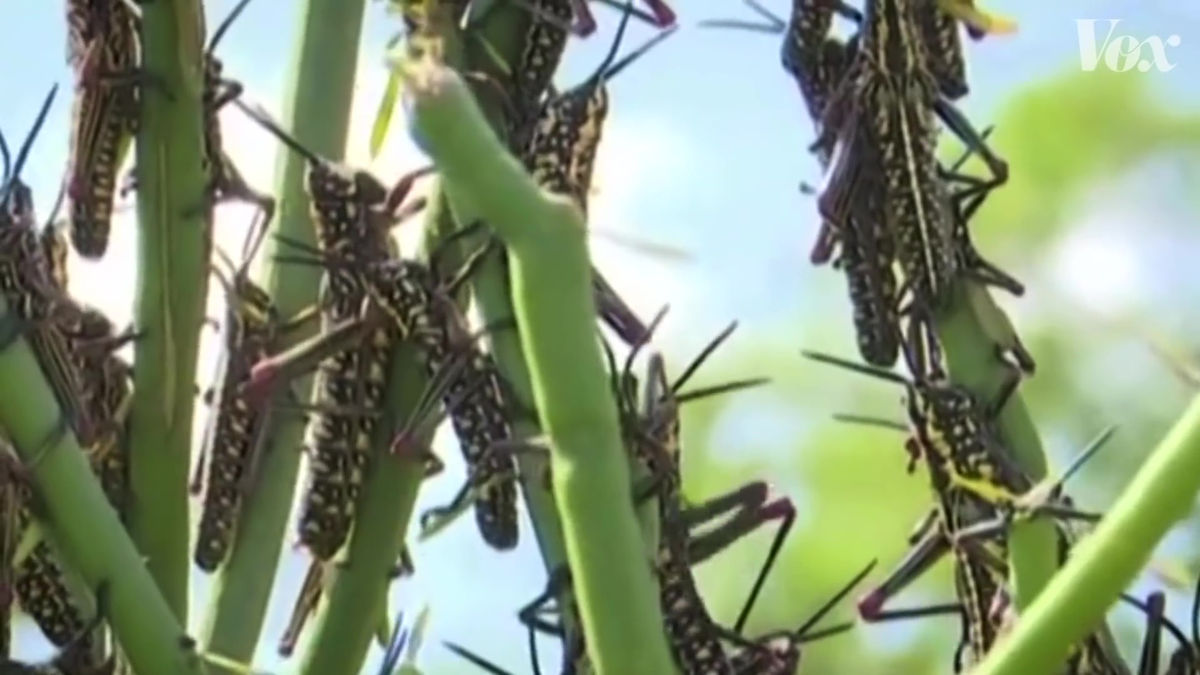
[405,604,431,664]
[371,70,403,159]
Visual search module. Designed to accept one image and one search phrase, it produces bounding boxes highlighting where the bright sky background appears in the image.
[0,0,1196,672]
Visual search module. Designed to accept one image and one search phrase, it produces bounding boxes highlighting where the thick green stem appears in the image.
[974,394,1200,675]
[401,58,676,674]
[298,343,429,675]
[934,281,1056,610]
[131,0,210,618]
[936,281,1123,669]
[200,0,368,666]
[0,301,204,674]
[452,0,580,640]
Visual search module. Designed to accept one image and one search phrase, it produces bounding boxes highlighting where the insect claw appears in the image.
[568,0,598,36]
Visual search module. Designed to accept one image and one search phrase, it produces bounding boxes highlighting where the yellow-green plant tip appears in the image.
[975,393,1200,675]
[371,71,403,158]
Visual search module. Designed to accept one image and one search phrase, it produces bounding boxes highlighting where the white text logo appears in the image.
[1077,19,1181,73]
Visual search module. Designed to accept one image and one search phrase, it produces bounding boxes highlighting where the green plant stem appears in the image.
[299,343,429,675]
[200,0,368,666]
[130,0,210,619]
[934,281,1056,610]
[0,302,204,674]
[453,0,582,644]
[936,280,1123,668]
[974,393,1200,675]
[401,58,676,674]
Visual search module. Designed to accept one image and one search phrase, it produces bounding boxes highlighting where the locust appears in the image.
[0,438,99,660]
[0,445,26,658]
[507,6,677,348]
[701,0,905,368]
[232,99,436,560]
[831,405,1112,668]
[804,349,1032,507]
[1,582,114,675]
[513,324,813,674]
[1,86,96,449]
[810,0,976,322]
[192,218,318,572]
[798,0,1005,338]
[65,0,143,259]
[499,0,675,151]
[365,257,519,550]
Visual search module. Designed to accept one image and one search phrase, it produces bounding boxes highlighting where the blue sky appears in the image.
[0,0,1196,672]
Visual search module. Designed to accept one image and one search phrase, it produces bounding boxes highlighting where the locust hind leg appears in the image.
[680,481,795,635]
[278,560,325,657]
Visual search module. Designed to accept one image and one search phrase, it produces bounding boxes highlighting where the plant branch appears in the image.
[130,0,211,618]
[0,302,204,674]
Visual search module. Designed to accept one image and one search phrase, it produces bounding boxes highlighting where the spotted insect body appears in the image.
[65,0,141,259]
[814,0,962,312]
[58,306,133,515]
[0,193,94,448]
[295,163,398,560]
[366,261,519,550]
[194,276,277,571]
[14,543,91,651]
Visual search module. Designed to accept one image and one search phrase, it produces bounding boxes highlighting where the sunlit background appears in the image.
[2,0,1199,672]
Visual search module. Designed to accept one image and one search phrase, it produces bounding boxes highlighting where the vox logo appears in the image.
[1076,19,1181,73]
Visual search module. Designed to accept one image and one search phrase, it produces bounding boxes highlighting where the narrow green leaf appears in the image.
[371,71,403,159]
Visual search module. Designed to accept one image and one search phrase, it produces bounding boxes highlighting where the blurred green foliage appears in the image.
[674,68,1200,674]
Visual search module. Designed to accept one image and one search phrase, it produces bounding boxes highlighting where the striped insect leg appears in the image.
[917,1,969,99]
[194,391,267,572]
[65,8,139,260]
[447,352,519,550]
[839,210,900,368]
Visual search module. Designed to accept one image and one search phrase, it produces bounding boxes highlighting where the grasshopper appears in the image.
[1,87,96,449]
[512,326,824,674]
[701,1,905,368]
[256,237,522,552]
[65,0,143,259]
[1,580,114,675]
[191,219,318,572]
[800,0,1005,339]
[0,445,26,658]
[233,99,433,560]
[507,6,677,348]
[496,0,675,149]
[834,409,1112,668]
[365,257,519,550]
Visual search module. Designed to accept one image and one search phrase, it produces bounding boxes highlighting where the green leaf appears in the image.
[371,71,403,159]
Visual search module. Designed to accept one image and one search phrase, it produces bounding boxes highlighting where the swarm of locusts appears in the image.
[0,0,1193,672]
